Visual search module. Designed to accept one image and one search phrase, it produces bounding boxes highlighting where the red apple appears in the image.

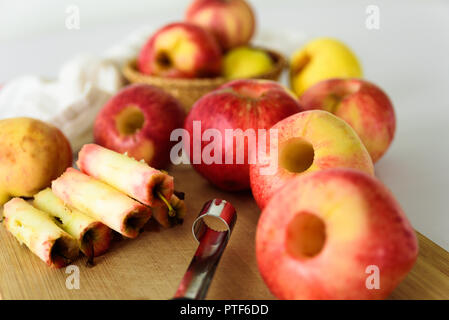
[249,110,374,209]
[185,0,256,50]
[256,168,418,300]
[299,78,396,162]
[138,22,222,79]
[94,84,185,169]
[184,79,303,191]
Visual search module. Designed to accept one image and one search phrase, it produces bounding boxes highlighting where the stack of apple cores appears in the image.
[3,198,79,268]
[33,188,112,260]
[52,168,151,239]
[76,144,185,227]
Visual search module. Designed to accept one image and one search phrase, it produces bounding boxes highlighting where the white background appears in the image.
[0,0,448,249]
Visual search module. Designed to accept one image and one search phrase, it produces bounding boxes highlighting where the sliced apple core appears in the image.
[286,212,326,260]
[279,137,314,173]
[115,106,145,136]
[124,210,149,233]
[51,237,76,263]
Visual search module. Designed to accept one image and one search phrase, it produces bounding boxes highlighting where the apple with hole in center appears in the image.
[94,84,185,169]
[138,22,222,79]
[184,79,303,191]
[256,168,418,299]
[185,0,255,51]
[299,78,396,163]
[249,110,374,209]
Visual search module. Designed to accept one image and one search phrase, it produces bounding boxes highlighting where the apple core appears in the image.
[286,212,326,260]
[279,137,314,173]
[51,237,76,263]
[115,106,145,136]
[124,211,150,233]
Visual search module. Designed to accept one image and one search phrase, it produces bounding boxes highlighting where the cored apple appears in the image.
[185,0,255,51]
[184,79,303,191]
[299,78,396,162]
[256,168,418,300]
[249,110,374,209]
[94,84,185,169]
[138,22,222,78]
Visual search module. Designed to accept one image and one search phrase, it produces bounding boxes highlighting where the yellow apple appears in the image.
[289,38,362,96]
[223,46,273,79]
[0,117,72,205]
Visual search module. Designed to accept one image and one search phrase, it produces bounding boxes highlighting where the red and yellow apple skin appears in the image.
[185,0,255,51]
[0,117,72,205]
[52,168,151,239]
[77,144,174,207]
[299,78,396,163]
[249,110,374,209]
[184,79,303,191]
[94,84,185,169]
[138,22,222,78]
[256,168,418,300]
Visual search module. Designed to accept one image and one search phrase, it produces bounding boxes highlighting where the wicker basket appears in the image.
[122,47,287,111]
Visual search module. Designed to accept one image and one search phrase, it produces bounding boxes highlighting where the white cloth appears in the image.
[0,55,124,151]
[0,25,155,152]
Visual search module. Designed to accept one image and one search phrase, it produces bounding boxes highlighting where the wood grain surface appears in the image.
[0,164,448,300]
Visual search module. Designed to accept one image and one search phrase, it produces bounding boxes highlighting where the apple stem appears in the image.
[157,191,176,217]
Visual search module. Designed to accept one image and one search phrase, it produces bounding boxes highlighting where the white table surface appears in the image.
[0,0,448,250]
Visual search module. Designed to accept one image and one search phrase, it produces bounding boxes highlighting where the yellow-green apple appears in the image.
[290,37,362,96]
[299,78,396,162]
[256,168,418,299]
[249,110,374,209]
[223,46,273,79]
[185,0,255,50]
[94,84,185,169]
[138,22,222,78]
[0,117,72,206]
[184,79,303,191]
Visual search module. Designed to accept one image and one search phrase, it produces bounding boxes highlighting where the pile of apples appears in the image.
[89,1,418,300]
[137,0,275,80]
[0,0,419,300]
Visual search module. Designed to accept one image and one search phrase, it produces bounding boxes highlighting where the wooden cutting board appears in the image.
[0,164,448,300]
